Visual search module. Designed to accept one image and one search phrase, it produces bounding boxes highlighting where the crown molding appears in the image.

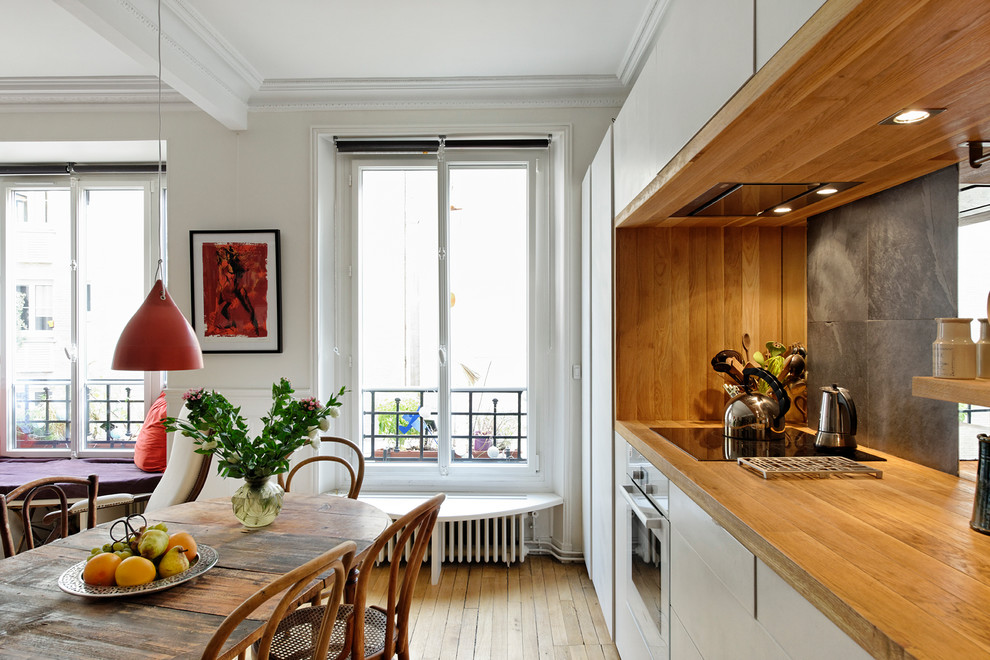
[0,74,626,114]
[0,76,188,106]
[616,0,669,85]
[46,1,636,127]
[250,75,628,111]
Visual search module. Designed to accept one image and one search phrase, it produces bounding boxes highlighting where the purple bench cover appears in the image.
[0,458,162,498]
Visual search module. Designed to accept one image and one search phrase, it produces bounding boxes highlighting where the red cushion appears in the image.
[134,392,168,473]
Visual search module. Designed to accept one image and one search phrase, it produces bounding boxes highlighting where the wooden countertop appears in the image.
[616,420,990,660]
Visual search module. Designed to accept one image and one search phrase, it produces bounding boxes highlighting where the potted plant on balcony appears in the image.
[164,378,345,527]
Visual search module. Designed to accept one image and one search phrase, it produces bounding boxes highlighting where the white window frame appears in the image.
[315,127,566,493]
[0,175,163,458]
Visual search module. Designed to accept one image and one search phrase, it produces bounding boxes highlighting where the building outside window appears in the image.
[1,176,160,457]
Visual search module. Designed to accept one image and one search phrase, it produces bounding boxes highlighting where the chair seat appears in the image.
[268,603,388,660]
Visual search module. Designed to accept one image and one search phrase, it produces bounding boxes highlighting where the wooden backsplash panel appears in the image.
[615,226,807,421]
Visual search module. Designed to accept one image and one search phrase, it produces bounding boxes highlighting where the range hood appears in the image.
[673,182,862,217]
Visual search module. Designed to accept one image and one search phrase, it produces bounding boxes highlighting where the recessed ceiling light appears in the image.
[773,206,791,214]
[816,187,839,195]
[894,110,930,123]
[878,108,946,125]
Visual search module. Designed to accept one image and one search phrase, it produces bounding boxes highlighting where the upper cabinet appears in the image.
[612,0,990,230]
[613,0,755,216]
[755,0,827,69]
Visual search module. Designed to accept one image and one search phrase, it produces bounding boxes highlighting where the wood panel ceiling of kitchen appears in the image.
[616,0,990,229]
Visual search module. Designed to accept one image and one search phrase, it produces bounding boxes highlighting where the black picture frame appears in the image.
[189,229,282,353]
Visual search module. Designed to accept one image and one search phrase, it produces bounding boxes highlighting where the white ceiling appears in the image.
[0,0,662,130]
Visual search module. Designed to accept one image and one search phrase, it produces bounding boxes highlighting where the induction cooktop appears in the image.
[650,425,885,462]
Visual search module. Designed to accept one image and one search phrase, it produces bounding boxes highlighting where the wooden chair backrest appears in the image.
[0,474,98,557]
[280,436,365,498]
[201,540,357,660]
[353,493,445,659]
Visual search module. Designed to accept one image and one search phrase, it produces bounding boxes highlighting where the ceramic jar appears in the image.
[933,318,976,379]
[979,319,990,379]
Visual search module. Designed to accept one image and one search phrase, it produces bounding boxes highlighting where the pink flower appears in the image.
[182,387,204,401]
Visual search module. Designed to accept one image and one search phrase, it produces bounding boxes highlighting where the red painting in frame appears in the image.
[190,230,282,353]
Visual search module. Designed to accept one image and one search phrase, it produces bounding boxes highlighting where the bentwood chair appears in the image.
[202,540,357,660]
[0,474,98,558]
[266,493,445,660]
[279,436,365,499]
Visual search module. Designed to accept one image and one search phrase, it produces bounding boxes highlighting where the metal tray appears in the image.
[737,455,883,479]
[58,545,218,598]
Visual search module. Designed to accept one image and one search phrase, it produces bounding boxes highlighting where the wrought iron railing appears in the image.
[362,387,527,463]
[11,379,145,450]
[960,402,990,425]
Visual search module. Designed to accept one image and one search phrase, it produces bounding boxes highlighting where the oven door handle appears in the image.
[619,484,666,530]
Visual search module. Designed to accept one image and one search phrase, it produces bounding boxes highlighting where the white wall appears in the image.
[0,103,617,550]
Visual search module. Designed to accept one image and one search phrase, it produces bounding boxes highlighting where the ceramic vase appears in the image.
[932,318,976,379]
[978,319,990,379]
[231,476,284,527]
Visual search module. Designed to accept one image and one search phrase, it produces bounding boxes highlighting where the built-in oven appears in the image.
[617,443,670,659]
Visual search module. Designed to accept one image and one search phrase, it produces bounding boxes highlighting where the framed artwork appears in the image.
[189,229,282,353]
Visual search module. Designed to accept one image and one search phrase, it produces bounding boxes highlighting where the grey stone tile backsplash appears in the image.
[807,165,959,474]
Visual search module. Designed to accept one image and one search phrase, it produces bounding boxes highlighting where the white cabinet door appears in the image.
[670,607,704,660]
[756,0,827,69]
[613,0,754,217]
[588,127,615,635]
[581,169,593,579]
[655,0,754,171]
[613,44,663,216]
[669,483,755,615]
[756,558,872,660]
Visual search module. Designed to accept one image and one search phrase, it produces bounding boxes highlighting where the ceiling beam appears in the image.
[54,0,256,130]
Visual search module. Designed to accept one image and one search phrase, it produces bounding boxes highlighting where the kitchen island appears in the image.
[617,420,990,659]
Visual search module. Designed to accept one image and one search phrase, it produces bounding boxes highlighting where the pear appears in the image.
[137,528,170,560]
[157,546,191,579]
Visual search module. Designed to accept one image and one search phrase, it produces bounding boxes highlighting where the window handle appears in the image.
[64,345,77,362]
[438,347,447,367]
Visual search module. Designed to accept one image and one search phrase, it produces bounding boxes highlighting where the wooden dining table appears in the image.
[0,494,391,659]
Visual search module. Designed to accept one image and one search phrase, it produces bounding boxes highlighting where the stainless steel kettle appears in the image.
[723,367,791,441]
[814,384,857,450]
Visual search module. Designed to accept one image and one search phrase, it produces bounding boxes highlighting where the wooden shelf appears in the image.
[911,376,990,406]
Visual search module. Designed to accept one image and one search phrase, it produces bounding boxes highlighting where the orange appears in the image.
[114,556,157,587]
[166,531,198,561]
[82,552,121,586]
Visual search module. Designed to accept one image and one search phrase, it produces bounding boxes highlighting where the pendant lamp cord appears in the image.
[156,0,165,301]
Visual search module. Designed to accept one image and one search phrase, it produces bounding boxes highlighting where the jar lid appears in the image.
[935,317,974,323]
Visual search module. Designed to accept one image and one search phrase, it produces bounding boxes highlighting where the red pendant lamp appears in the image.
[112,275,203,371]
[111,0,202,372]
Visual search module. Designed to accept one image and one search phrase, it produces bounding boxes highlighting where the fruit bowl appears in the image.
[58,545,218,598]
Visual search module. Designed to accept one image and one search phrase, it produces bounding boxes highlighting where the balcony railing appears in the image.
[12,379,145,451]
[363,387,527,463]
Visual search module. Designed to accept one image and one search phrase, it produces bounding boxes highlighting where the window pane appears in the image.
[82,189,145,450]
[448,167,528,461]
[11,190,71,450]
[359,169,439,462]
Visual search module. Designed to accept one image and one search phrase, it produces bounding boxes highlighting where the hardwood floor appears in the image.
[364,555,619,660]
[961,460,977,482]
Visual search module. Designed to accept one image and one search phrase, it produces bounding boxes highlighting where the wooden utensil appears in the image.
[742,333,751,363]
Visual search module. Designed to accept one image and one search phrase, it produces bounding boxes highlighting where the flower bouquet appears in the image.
[164,378,346,526]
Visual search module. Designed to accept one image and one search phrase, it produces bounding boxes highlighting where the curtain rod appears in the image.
[0,163,165,175]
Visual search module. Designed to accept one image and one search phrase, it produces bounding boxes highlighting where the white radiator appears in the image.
[378,513,527,566]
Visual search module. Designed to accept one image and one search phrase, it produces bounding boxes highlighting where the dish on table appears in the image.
[58,544,218,598]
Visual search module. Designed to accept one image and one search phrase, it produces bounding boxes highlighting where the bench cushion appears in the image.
[0,458,162,498]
